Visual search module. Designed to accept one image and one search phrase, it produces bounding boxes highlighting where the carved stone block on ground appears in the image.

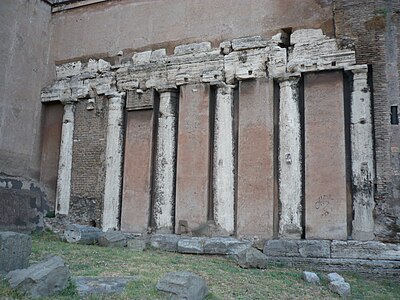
[203,237,250,255]
[178,238,205,254]
[0,232,31,273]
[127,238,147,251]
[233,247,268,269]
[331,241,400,260]
[74,276,139,297]
[150,234,180,252]
[156,271,208,300]
[302,271,320,285]
[298,240,330,258]
[64,224,102,245]
[263,240,299,257]
[6,256,69,298]
[98,231,127,247]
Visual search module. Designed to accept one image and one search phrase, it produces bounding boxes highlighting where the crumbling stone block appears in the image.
[98,231,127,248]
[150,234,180,252]
[203,237,250,255]
[177,238,205,254]
[6,256,69,298]
[156,271,208,300]
[233,247,268,269]
[0,231,31,273]
[64,224,102,245]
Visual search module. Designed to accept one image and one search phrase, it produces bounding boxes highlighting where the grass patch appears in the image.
[1,232,399,299]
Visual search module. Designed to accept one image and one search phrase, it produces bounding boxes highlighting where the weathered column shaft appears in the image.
[55,102,75,215]
[349,65,375,241]
[278,77,302,239]
[153,91,178,232]
[213,85,235,234]
[102,94,125,231]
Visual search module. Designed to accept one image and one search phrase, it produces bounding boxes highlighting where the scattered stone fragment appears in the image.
[178,237,205,254]
[327,272,345,283]
[204,237,250,255]
[328,281,351,297]
[156,271,208,300]
[6,256,69,298]
[150,234,180,252]
[233,247,268,269]
[64,224,102,245]
[127,238,147,251]
[98,231,127,247]
[74,276,139,297]
[0,231,31,273]
[191,221,230,237]
[302,271,320,285]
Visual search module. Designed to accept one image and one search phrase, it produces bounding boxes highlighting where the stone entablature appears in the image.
[41,29,356,105]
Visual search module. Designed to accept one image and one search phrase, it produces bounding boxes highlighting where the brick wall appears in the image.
[334,0,400,241]
[70,96,108,227]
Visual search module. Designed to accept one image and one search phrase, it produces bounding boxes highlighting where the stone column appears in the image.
[278,76,302,239]
[213,85,235,234]
[153,90,178,232]
[55,101,75,215]
[102,93,125,231]
[347,65,375,241]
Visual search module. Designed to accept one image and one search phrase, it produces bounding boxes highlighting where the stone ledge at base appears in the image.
[266,256,400,278]
[264,240,400,261]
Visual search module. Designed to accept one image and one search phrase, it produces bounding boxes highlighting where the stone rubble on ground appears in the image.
[327,272,351,297]
[6,255,70,298]
[74,276,139,297]
[302,271,320,285]
[64,224,102,244]
[126,238,147,251]
[233,247,268,269]
[156,271,208,300]
[98,230,127,247]
[0,231,31,274]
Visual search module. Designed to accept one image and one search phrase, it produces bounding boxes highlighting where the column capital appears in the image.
[276,73,301,83]
[157,87,179,94]
[345,64,368,74]
[60,98,77,105]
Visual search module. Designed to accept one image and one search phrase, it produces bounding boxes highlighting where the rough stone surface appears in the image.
[98,231,127,247]
[74,276,139,297]
[264,240,299,257]
[0,232,31,273]
[203,237,250,255]
[174,42,211,56]
[178,238,205,254]
[156,271,208,300]
[150,234,180,252]
[64,224,102,244]
[267,256,400,277]
[233,247,268,269]
[231,36,268,51]
[298,240,331,258]
[6,256,69,298]
[302,271,320,285]
[327,272,345,283]
[126,239,147,251]
[328,281,351,297]
[331,241,400,260]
